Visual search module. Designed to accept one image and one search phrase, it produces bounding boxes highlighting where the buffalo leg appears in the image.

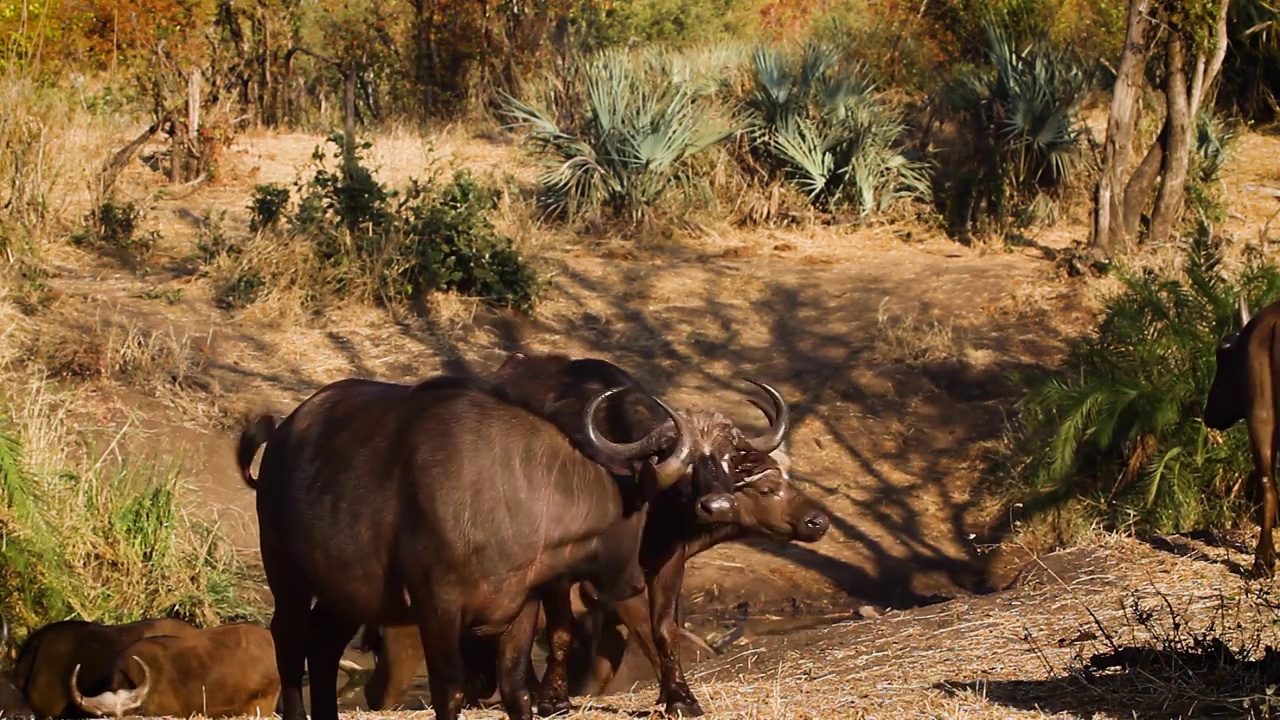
[413,606,467,720]
[647,554,702,717]
[366,624,425,711]
[534,583,575,716]
[308,601,362,720]
[496,598,540,720]
[1251,411,1279,577]
[266,574,311,720]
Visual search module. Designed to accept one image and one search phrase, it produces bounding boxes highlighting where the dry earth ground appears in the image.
[13,115,1280,718]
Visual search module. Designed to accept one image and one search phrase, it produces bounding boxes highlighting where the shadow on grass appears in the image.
[939,640,1280,718]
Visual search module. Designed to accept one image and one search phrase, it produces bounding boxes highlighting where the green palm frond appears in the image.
[500,46,739,224]
[1008,222,1280,536]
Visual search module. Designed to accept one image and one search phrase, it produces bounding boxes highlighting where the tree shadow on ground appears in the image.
[192,244,1073,611]
[938,642,1280,720]
[489,256,1072,609]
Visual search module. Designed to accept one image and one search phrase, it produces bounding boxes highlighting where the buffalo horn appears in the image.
[0,616,7,656]
[739,379,790,454]
[1239,294,1252,326]
[649,395,695,490]
[582,386,670,460]
[70,656,151,719]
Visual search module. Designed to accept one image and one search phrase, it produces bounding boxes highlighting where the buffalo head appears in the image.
[728,448,829,542]
[582,380,790,524]
[70,656,151,719]
[1204,294,1254,431]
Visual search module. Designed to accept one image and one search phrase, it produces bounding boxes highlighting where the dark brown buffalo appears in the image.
[10,618,198,718]
[362,442,830,710]
[0,618,34,718]
[69,623,278,718]
[240,354,782,720]
[1205,295,1280,577]
[573,445,829,696]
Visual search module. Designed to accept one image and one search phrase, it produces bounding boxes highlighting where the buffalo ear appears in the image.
[1239,294,1252,326]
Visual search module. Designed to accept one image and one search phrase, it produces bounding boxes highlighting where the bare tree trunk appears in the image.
[1150,33,1192,244]
[1122,131,1165,238]
[1091,0,1155,258]
[343,63,357,170]
[1190,0,1231,117]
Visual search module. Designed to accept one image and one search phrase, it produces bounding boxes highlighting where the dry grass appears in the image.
[872,297,970,367]
[22,305,210,394]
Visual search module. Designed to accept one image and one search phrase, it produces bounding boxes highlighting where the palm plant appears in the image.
[938,14,1092,234]
[1009,220,1280,534]
[500,46,740,225]
[740,41,931,217]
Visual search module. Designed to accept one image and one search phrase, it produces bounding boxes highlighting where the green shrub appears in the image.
[1003,221,1280,537]
[1186,109,1239,224]
[0,390,259,641]
[500,45,741,226]
[936,15,1093,238]
[391,170,542,312]
[248,184,292,234]
[72,200,161,256]
[739,40,932,217]
[225,133,542,313]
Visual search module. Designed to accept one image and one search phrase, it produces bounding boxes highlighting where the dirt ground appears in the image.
[17,115,1280,717]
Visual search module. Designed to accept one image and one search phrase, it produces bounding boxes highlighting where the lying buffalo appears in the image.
[69,623,278,719]
[11,618,197,718]
[362,438,829,712]
[0,618,34,718]
[240,354,781,720]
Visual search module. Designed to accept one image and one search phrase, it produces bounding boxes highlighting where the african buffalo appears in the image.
[10,618,198,718]
[362,441,830,710]
[69,622,277,719]
[1205,295,1280,577]
[0,618,34,718]
[350,351,798,717]
[240,354,779,720]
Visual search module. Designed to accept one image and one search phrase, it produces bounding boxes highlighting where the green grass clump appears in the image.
[1003,220,1280,537]
[0,379,260,644]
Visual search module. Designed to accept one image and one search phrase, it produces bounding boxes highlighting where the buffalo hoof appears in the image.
[536,698,572,716]
[661,700,704,717]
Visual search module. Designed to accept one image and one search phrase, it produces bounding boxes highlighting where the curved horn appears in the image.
[123,656,152,713]
[739,380,790,454]
[582,386,671,461]
[1239,294,1253,326]
[69,664,87,712]
[650,396,695,490]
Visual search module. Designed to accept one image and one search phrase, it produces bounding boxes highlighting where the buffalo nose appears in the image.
[699,494,736,522]
[802,511,830,539]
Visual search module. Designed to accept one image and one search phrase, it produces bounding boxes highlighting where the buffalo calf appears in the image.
[12,618,198,718]
[70,623,278,719]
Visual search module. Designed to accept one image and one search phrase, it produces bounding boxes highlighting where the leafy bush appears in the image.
[222,133,542,313]
[1186,110,1239,223]
[1004,222,1280,537]
[0,385,259,640]
[72,200,161,256]
[500,46,740,226]
[248,184,292,233]
[936,15,1093,237]
[739,40,932,217]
